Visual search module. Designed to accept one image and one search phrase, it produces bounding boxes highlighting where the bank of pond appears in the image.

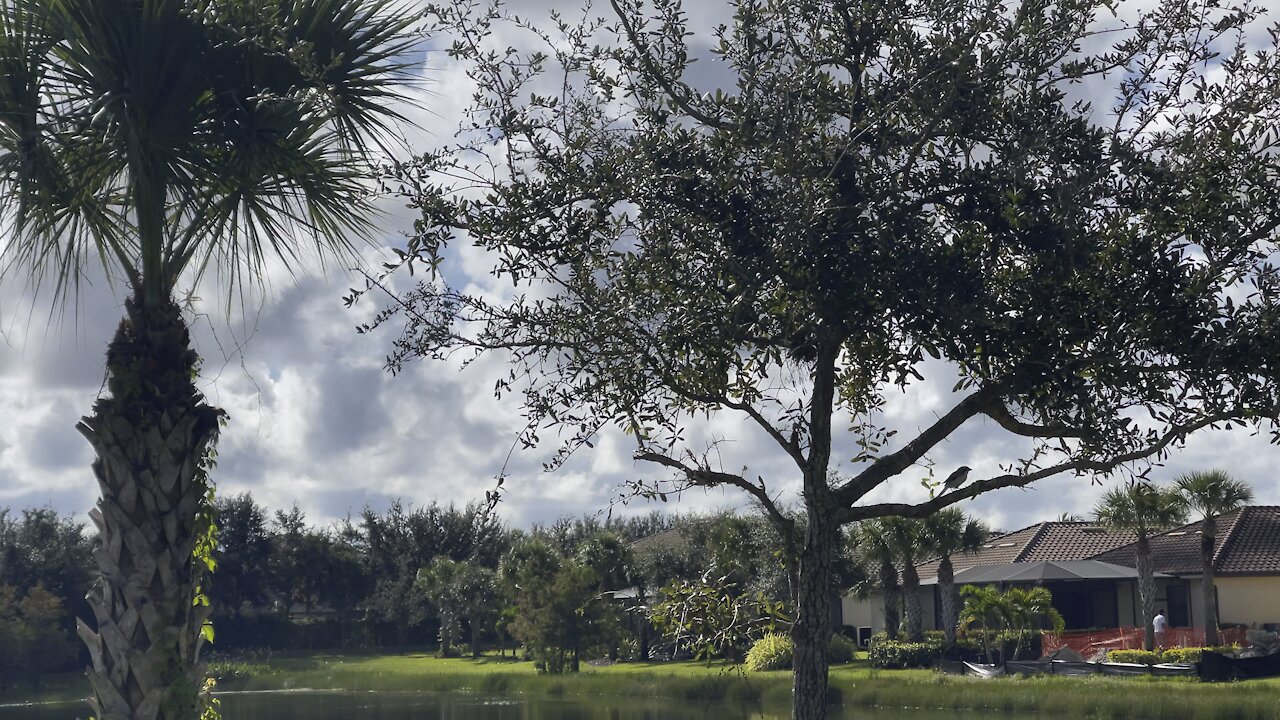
[2,652,1279,719]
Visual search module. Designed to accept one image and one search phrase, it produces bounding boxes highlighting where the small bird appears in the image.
[942,465,972,491]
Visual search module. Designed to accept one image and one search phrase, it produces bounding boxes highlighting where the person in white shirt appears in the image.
[1153,609,1168,649]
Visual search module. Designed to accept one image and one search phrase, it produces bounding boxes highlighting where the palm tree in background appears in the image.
[882,516,926,642]
[854,519,900,640]
[1093,482,1187,650]
[1175,470,1254,646]
[921,508,988,648]
[0,1,414,717]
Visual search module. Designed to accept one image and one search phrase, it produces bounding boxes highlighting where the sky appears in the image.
[1,0,1278,536]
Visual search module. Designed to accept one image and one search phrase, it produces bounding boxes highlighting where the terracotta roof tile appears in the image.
[916,522,1136,581]
[1091,507,1280,576]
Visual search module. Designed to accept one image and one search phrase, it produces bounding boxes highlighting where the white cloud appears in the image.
[1,0,1278,535]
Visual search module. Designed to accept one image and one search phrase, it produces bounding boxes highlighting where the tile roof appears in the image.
[1092,506,1280,577]
[916,522,1137,581]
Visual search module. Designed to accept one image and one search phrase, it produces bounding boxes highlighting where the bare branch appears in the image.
[634,449,792,531]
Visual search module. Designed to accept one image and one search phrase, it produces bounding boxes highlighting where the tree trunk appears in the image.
[1136,532,1156,651]
[471,618,481,659]
[439,609,455,658]
[792,516,836,720]
[75,295,221,720]
[938,555,957,647]
[879,559,900,640]
[902,562,923,642]
[1201,517,1219,647]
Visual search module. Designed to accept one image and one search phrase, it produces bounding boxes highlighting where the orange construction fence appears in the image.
[1041,627,1249,657]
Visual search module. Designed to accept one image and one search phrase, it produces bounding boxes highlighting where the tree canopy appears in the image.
[367,0,1280,716]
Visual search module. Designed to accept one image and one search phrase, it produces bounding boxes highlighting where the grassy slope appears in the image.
[207,651,1280,720]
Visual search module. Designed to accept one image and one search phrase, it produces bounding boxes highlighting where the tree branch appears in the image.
[634,449,792,532]
[839,409,1252,523]
[833,384,1003,506]
[608,0,732,131]
[982,400,1086,439]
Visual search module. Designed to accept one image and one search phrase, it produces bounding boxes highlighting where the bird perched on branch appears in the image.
[942,466,972,491]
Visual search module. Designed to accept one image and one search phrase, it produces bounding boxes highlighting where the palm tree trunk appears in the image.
[1136,532,1156,650]
[879,559,900,640]
[75,295,221,720]
[938,555,957,647]
[902,562,923,642]
[1201,517,1219,647]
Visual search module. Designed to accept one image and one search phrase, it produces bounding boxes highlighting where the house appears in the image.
[1093,505,1280,631]
[839,507,1280,637]
[840,520,1141,634]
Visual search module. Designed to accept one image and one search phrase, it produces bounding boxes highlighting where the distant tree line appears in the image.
[0,495,871,677]
[0,508,91,690]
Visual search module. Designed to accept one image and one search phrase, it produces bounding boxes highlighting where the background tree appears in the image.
[0,0,414,715]
[416,557,468,658]
[0,586,25,691]
[922,509,988,648]
[1092,482,1187,649]
[211,494,272,617]
[17,585,80,689]
[370,1,1280,715]
[0,507,93,622]
[883,518,926,642]
[1175,470,1255,646]
[854,520,901,640]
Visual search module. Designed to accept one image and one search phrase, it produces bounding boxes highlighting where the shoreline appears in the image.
[6,652,1279,720]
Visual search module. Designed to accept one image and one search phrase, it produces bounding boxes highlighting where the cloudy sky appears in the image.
[1,0,1277,535]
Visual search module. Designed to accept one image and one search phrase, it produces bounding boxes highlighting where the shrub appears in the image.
[828,633,857,664]
[745,633,793,672]
[869,638,944,669]
[1107,650,1163,665]
[1159,647,1204,664]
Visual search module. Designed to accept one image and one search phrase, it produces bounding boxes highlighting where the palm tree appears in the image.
[854,520,900,640]
[1175,470,1254,646]
[0,2,413,717]
[882,516,927,642]
[921,509,989,648]
[1093,482,1187,650]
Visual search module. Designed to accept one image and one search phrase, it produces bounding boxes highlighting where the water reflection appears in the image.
[0,690,970,720]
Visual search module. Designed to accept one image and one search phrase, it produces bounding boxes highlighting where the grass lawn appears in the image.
[9,650,1280,719]
[204,649,1280,719]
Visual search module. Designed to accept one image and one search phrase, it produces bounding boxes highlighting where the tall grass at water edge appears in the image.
[206,652,1280,720]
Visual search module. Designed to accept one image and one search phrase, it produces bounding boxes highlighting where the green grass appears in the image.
[11,651,1280,719]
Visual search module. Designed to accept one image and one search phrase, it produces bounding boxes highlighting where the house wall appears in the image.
[1215,576,1280,627]
[840,587,939,637]
[1116,581,1136,627]
[840,594,884,634]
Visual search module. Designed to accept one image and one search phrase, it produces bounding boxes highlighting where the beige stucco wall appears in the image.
[840,587,938,637]
[1216,576,1280,627]
[841,594,884,633]
[1117,581,1136,627]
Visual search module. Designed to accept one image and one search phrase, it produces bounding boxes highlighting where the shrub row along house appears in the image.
[841,506,1280,641]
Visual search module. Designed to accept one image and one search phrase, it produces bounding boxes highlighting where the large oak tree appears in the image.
[368,0,1280,717]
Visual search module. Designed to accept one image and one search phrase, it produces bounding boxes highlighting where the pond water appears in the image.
[0,690,980,720]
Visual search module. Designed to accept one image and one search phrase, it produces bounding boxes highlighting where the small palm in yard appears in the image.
[1175,470,1254,647]
[1093,482,1187,650]
[0,1,414,718]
